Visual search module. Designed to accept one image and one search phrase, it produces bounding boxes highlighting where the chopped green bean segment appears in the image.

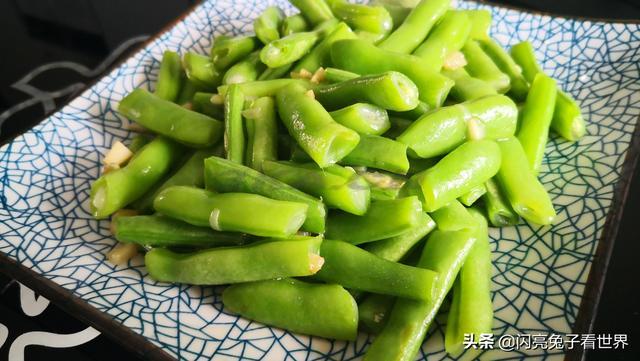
[222,51,265,85]
[255,6,285,44]
[363,212,436,262]
[462,40,510,93]
[294,22,357,73]
[261,31,320,68]
[429,199,475,231]
[218,78,310,98]
[358,170,406,201]
[183,52,222,91]
[478,38,529,100]
[483,178,520,227]
[458,183,486,206]
[155,50,184,102]
[191,92,224,119]
[210,35,259,71]
[327,0,393,36]
[323,67,359,83]
[388,101,431,121]
[461,9,492,40]
[281,14,309,36]
[243,97,278,171]
[329,103,390,135]
[358,293,395,334]
[290,0,335,25]
[413,11,471,71]
[443,68,498,102]
[224,84,246,164]
[340,134,409,174]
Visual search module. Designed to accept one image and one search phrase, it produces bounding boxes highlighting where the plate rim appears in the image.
[0,1,639,360]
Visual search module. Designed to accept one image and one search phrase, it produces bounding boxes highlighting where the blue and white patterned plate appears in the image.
[1,0,639,360]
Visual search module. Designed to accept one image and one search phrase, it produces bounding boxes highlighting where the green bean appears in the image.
[90,137,183,218]
[358,170,406,201]
[223,84,245,164]
[255,6,285,44]
[323,67,359,83]
[218,78,310,98]
[258,64,292,80]
[358,293,395,333]
[388,101,431,121]
[495,137,556,225]
[128,135,150,153]
[376,1,411,29]
[182,52,222,91]
[397,94,517,158]
[242,97,278,171]
[409,140,502,212]
[478,38,529,101]
[378,0,450,54]
[445,208,493,356]
[175,78,198,105]
[483,178,519,227]
[413,11,471,71]
[331,39,454,108]
[314,240,437,300]
[325,196,423,245]
[114,215,245,248]
[462,40,510,93]
[132,147,219,211]
[510,41,586,141]
[262,160,370,216]
[153,186,308,237]
[428,199,475,231]
[384,117,413,139]
[260,31,320,68]
[119,89,224,147]
[204,156,326,234]
[517,73,558,173]
[155,50,184,102]
[363,212,436,262]
[442,68,498,102]
[191,92,224,119]
[461,9,492,40]
[281,14,309,36]
[363,226,479,361]
[314,71,419,111]
[223,278,358,340]
[293,22,357,73]
[329,103,390,135]
[276,83,360,167]
[290,0,335,26]
[458,183,486,206]
[340,134,409,174]
[146,236,323,285]
[210,35,259,71]
[222,51,265,85]
[327,0,393,36]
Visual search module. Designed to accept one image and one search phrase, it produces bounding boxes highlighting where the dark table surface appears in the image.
[0,0,638,360]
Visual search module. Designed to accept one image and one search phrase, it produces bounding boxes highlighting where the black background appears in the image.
[0,0,638,360]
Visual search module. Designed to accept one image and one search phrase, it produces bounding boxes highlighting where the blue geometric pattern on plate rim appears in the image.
[0,0,639,360]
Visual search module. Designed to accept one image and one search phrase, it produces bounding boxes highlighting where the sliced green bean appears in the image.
[461,9,491,40]
[315,71,419,111]
[407,157,438,176]
[325,196,423,245]
[327,0,393,36]
[442,68,498,102]
[128,135,150,153]
[341,134,409,174]
[462,40,510,93]
[223,84,245,164]
[257,64,292,80]
[329,103,390,135]
[153,186,308,237]
[182,52,222,91]
[223,278,358,340]
[243,97,278,171]
[478,38,529,100]
[175,78,198,105]
[323,67,359,83]
[90,137,183,218]
[222,51,265,85]
[495,137,556,225]
[255,6,285,44]
[210,35,259,71]
[384,117,413,139]
[458,183,486,207]
[191,92,224,119]
[388,101,431,121]
[114,214,245,248]
[517,73,558,173]
[428,199,475,231]
[119,89,224,147]
[363,212,436,262]
[218,78,310,98]
[483,178,519,227]
[293,22,357,73]
[261,31,320,68]
[331,39,454,108]
[276,83,360,167]
[358,293,395,334]
[510,41,542,84]
[281,14,309,36]
[262,160,370,216]
[378,0,450,54]
[413,11,471,71]
[204,156,326,234]
[146,236,323,285]
[290,0,335,26]
[155,50,184,102]
[358,170,406,201]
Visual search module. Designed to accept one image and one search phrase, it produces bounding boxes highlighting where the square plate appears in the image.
[1,0,639,359]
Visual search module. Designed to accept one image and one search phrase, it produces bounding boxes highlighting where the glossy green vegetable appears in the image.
[461,9,491,40]
[378,0,450,54]
[262,160,370,215]
[114,215,246,248]
[363,212,436,262]
[146,236,323,284]
[358,293,395,333]
[290,0,335,25]
[495,137,556,225]
[388,101,431,121]
[331,39,454,108]
[218,78,310,98]
[478,38,529,100]
[243,97,278,171]
[517,73,557,173]
[191,92,224,119]
[204,156,326,233]
[281,14,309,36]
[90,137,183,219]
[155,50,184,102]
[428,199,475,231]
[258,64,293,80]
[341,134,409,174]
[327,0,393,36]
[222,51,265,85]
[315,240,438,300]
[183,52,222,91]
[175,79,198,105]
[483,178,519,227]
[511,41,586,141]
[412,11,471,71]
[462,40,510,93]
[407,157,438,176]
[210,35,259,71]
[276,83,360,167]
[153,186,308,237]
[358,170,406,201]
[223,278,358,340]
[397,94,517,159]
[442,68,498,102]
[315,71,419,111]
[385,118,413,139]
[224,84,246,164]
[325,196,423,245]
[407,140,502,212]
[329,103,390,135]
[261,31,320,68]
[323,67,359,83]
[255,6,285,44]
[458,183,486,206]
[128,135,150,153]
[293,22,356,73]
[119,89,224,147]
[445,209,493,356]
[363,226,479,361]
